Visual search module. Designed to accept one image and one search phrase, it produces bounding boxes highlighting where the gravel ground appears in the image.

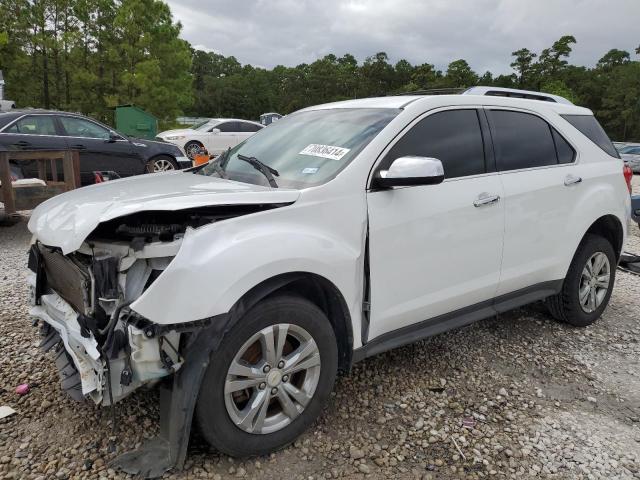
[2,190,640,479]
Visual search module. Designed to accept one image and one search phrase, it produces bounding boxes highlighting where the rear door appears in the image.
[57,115,142,184]
[486,108,579,296]
[0,114,66,178]
[367,108,505,339]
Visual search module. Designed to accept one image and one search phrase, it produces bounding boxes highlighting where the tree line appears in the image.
[1,1,639,141]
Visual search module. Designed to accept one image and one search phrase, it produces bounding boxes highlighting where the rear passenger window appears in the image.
[552,129,575,164]
[5,115,57,135]
[383,109,486,178]
[488,110,557,171]
[562,114,619,158]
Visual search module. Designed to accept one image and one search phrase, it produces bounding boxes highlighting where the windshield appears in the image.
[194,120,215,131]
[196,108,398,188]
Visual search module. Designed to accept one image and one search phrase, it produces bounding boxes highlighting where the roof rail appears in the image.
[391,88,466,96]
[463,86,573,105]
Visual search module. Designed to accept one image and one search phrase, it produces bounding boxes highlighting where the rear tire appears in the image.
[546,234,616,327]
[196,295,338,457]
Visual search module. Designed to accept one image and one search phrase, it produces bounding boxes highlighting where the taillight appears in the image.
[623,164,633,194]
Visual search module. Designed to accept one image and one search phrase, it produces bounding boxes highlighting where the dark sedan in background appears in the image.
[0,110,191,185]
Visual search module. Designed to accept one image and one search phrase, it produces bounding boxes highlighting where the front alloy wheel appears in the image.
[151,157,176,172]
[224,323,321,434]
[196,295,338,457]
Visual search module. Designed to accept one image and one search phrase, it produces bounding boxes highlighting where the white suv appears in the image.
[26,87,631,475]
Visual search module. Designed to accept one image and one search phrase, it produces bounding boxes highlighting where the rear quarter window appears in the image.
[562,114,619,158]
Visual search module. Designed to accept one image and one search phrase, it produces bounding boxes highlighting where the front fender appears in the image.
[131,202,364,328]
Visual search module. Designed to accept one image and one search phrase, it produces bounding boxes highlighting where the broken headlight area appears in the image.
[28,239,183,406]
[28,203,280,405]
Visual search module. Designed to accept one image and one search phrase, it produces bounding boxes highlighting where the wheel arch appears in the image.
[582,214,624,261]
[230,272,354,372]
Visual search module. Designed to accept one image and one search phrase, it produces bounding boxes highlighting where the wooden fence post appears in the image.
[0,152,16,215]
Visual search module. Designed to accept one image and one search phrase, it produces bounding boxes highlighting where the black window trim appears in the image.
[368,106,494,190]
[484,106,579,173]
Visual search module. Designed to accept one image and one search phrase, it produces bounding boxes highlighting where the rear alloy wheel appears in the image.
[146,156,178,173]
[546,234,616,327]
[578,252,611,314]
[196,295,338,457]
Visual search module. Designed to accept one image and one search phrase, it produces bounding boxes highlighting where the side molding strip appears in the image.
[352,280,562,363]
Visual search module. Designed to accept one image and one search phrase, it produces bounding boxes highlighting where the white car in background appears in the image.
[157,118,264,159]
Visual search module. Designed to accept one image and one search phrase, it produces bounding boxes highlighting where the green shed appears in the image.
[114,104,158,139]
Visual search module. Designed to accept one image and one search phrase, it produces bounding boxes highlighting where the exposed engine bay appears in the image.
[28,203,281,405]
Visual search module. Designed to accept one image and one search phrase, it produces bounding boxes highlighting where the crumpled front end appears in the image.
[28,235,183,405]
[27,201,290,406]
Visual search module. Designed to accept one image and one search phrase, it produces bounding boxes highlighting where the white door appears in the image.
[485,108,580,295]
[206,121,240,155]
[367,109,505,340]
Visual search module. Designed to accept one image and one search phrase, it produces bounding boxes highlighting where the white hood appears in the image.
[28,172,300,254]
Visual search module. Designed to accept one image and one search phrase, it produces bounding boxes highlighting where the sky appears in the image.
[166,0,640,74]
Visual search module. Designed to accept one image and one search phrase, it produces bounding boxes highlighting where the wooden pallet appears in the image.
[0,150,80,216]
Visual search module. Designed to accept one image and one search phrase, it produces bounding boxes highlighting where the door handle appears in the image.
[13,140,31,148]
[474,193,500,207]
[564,174,582,186]
[70,144,87,151]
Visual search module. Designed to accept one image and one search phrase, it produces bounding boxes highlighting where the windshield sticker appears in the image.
[299,144,350,161]
[302,167,319,174]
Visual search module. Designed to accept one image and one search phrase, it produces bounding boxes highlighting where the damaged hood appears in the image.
[28,172,300,254]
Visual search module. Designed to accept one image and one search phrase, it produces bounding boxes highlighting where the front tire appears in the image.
[546,234,616,327]
[196,295,338,457]
[146,155,178,173]
[184,141,204,160]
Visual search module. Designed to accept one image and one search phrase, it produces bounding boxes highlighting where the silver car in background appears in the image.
[620,144,640,173]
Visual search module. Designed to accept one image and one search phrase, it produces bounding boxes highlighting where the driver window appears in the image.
[382,109,487,179]
[216,122,238,133]
[59,116,110,139]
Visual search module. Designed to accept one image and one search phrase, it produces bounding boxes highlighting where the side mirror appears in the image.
[374,156,445,188]
[107,131,120,143]
[209,128,221,134]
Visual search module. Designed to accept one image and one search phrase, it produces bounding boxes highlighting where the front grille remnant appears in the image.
[39,245,92,315]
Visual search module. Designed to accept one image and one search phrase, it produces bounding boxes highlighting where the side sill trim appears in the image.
[352,280,562,363]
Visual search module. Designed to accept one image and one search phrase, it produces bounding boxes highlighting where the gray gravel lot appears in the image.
[1,196,640,479]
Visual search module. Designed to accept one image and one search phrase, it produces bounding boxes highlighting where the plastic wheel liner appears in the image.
[110,313,231,478]
[111,274,305,478]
